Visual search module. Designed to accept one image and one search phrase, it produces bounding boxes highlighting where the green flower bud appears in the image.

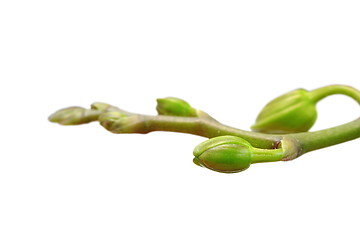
[156,97,197,117]
[193,136,253,173]
[48,107,101,125]
[251,89,317,134]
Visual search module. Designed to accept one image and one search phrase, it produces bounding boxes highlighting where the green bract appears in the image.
[251,89,317,134]
[193,136,253,173]
[156,97,197,117]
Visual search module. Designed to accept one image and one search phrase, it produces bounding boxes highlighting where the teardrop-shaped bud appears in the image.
[251,89,317,133]
[156,97,197,117]
[48,107,101,125]
[193,136,253,173]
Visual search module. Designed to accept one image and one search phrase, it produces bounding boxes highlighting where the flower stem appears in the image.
[144,115,281,149]
[251,148,284,163]
[309,84,360,104]
[292,84,360,154]
[289,117,360,154]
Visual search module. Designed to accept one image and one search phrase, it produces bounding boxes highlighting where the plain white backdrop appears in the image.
[1,1,359,239]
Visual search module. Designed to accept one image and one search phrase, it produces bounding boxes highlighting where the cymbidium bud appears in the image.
[48,107,101,125]
[156,97,197,117]
[251,89,317,134]
[193,136,253,173]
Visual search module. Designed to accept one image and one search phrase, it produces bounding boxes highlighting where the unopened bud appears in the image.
[48,107,101,125]
[193,136,253,173]
[156,97,197,117]
[251,89,317,133]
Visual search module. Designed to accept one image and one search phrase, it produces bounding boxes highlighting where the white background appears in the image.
[1,1,359,239]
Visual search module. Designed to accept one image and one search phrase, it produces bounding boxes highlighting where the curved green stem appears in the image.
[309,84,360,104]
[293,84,360,154]
[290,117,360,155]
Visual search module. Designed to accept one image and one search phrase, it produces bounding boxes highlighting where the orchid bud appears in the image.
[193,136,253,173]
[251,89,317,134]
[48,107,101,125]
[193,136,287,173]
[156,97,197,117]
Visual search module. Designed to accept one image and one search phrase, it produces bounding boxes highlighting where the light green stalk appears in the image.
[290,117,360,154]
[309,84,360,104]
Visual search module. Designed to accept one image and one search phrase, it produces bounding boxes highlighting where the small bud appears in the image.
[251,89,317,133]
[156,97,197,117]
[193,136,253,173]
[99,112,145,133]
[48,107,100,125]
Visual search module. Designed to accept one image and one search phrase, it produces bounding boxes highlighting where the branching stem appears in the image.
[49,85,360,163]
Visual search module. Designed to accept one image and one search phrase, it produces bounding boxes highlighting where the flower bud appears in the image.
[156,97,197,117]
[48,107,100,125]
[251,89,317,133]
[193,136,253,173]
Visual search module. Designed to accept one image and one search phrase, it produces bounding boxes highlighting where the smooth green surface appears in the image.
[290,117,360,154]
[309,84,360,104]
